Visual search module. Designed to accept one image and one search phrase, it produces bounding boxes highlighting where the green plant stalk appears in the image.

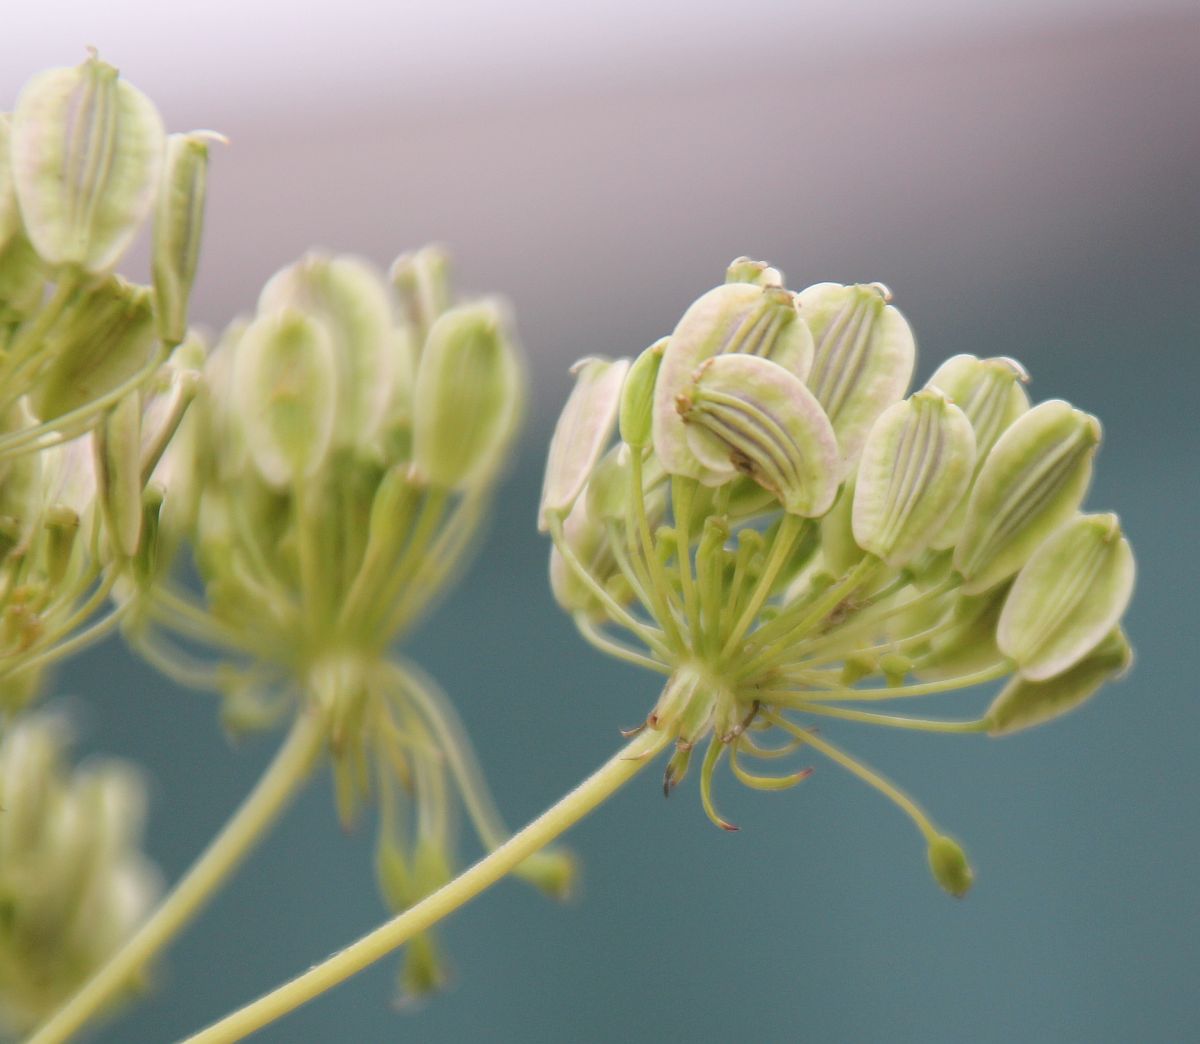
[181,728,671,1044]
[29,710,327,1044]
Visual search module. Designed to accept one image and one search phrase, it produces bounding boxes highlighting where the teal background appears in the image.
[30,11,1199,1043]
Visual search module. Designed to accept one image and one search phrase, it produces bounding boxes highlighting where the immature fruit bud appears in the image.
[11,53,165,272]
[153,132,218,346]
[411,301,523,490]
[653,283,813,479]
[233,309,338,486]
[259,254,396,451]
[679,353,839,515]
[997,513,1134,680]
[927,834,973,897]
[539,356,629,531]
[94,392,143,559]
[954,400,1099,594]
[925,354,1029,549]
[31,277,158,422]
[619,338,666,450]
[797,281,915,474]
[987,628,1131,735]
[852,389,976,567]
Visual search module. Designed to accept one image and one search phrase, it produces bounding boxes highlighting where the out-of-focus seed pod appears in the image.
[539,356,629,531]
[653,283,813,479]
[233,309,338,487]
[852,389,976,568]
[679,353,839,516]
[11,53,165,273]
[987,628,1131,735]
[0,114,21,252]
[954,399,1099,595]
[94,392,143,559]
[31,277,158,422]
[619,337,665,450]
[819,479,866,576]
[997,513,1134,681]
[925,354,1030,549]
[411,301,524,490]
[153,131,219,347]
[259,254,396,451]
[796,281,915,475]
[389,244,451,346]
[0,230,47,322]
[927,835,973,897]
[725,256,784,288]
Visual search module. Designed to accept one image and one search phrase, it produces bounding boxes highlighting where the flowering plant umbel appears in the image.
[0,53,1135,1044]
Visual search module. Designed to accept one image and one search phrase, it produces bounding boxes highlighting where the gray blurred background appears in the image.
[4,2,1199,1041]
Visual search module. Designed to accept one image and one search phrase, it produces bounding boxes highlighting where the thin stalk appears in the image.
[720,514,803,661]
[29,711,327,1044]
[180,729,670,1044]
[767,660,1010,702]
[781,700,988,734]
[628,450,685,646]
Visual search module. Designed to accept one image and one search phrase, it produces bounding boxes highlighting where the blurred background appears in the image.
[4,1,1198,1041]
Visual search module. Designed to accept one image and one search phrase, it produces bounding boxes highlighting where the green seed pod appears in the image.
[618,337,666,450]
[153,131,219,347]
[653,283,813,479]
[679,353,839,516]
[411,301,524,490]
[389,244,451,345]
[925,354,1030,549]
[31,276,158,422]
[997,513,1134,681]
[987,628,1131,736]
[0,229,46,322]
[259,254,396,451]
[927,834,973,897]
[819,479,866,576]
[11,53,165,273]
[725,256,784,288]
[94,392,143,559]
[539,356,629,531]
[796,282,915,475]
[954,399,1100,595]
[586,444,632,524]
[852,389,976,568]
[233,309,338,487]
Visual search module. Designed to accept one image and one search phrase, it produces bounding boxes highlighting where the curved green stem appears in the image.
[180,728,670,1044]
[29,711,327,1044]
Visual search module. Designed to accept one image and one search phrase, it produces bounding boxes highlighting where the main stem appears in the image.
[182,729,670,1044]
[30,710,327,1044]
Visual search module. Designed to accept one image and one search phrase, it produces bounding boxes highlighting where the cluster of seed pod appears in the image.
[0,713,160,1033]
[0,54,211,710]
[540,258,1134,895]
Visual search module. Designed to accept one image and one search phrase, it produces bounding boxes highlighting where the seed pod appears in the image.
[997,513,1134,680]
[653,283,813,479]
[725,256,784,288]
[389,244,451,346]
[987,628,1131,736]
[233,309,338,487]
[539,356,629,531]
[927,835,973,898]
[411,300,524,490]
[954,400,1099,594]
[259,254,396,451]
[852,389,976,568]
[11,54,165,272]
[678,353,839,516]
[618,337,666,450]
[925,354,1030,549]
[797,281,915,475]
[94,392,143,559]
[31,277,158,422]
[0,230,46,322]
[153,131,218,346]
